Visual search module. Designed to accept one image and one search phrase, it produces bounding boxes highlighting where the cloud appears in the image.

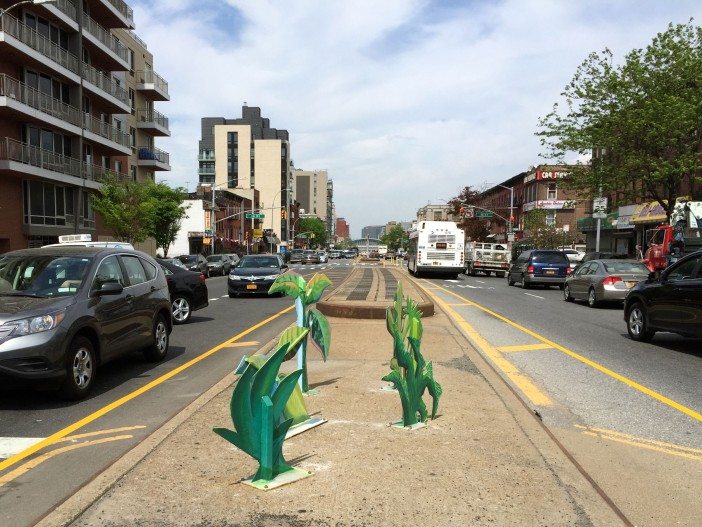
[132,0,702,237]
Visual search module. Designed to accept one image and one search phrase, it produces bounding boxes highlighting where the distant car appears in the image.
[159,257,188,270]
[317,251,329,263]
[226,254,241,266]
[206,254,232,276]
[228,254,289,297]
[384,251,396,260]
[507,249,570,289]
[329,251,342,259]
[564,259,650,307]
[159,260,209,324]
[0,247,172,399]
[342,249,356,259]
[177,254,209,277]
[302,250,320,264]
[289,249,305,264]
[624,250,702,341]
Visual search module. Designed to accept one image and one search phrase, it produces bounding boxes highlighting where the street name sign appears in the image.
[476,210,494,219]
[245,212,265,219]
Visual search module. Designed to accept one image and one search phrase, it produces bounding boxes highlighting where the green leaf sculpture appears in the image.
[269,272,332,392]
[213,328,308,484]
[383,283,442,427]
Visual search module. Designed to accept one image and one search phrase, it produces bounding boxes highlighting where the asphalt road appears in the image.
[421,271,702,527]
[0,262,352,527]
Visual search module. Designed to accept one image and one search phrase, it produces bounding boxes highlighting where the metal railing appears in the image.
[136,108,169,130]
[0,74,81,127]
[83,14,128,63]
[51,0,78,22]
[0,14,79,74]
[127,30,147,50]
[82,61,129,105]
[137,146,169,165]
[137,69,168,96]
[198,153,215,161]
[198,166,215,175]
[83,113,130,148]
[103,0,134,25]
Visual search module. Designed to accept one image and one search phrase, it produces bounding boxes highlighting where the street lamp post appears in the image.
[496,184,515,234]
[0,0,56,18]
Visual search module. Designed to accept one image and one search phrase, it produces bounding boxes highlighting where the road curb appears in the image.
[32,337,279,527]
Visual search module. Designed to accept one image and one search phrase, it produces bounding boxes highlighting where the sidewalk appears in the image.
[37,278,627,527]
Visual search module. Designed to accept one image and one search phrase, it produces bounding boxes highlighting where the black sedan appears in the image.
[206,254,232,276]
[228,255,288,297]
[177,254,209,278]
[624,250,702,341]
[159,260,209,324]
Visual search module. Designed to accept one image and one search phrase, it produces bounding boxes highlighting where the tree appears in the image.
[522,209,577,249]
[146,183,189,257]
[537,21,702,220]
[448,186,491,241]
[297,217,327,247]
[92,175,154,244]
[380,224,408,251]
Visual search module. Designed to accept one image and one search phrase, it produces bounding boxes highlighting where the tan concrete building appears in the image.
[416,204,456,222]
[292,168,328,221]
[0,0,169,251]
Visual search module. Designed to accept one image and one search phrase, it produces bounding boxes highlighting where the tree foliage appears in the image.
[380,224,408,250]
[522,209,578,249]
[146,183,189,257]
[537,21,702,218]
[448,186,491,241]
[297,217,327,247]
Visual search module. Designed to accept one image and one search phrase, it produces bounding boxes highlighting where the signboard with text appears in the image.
[593,197,608,219]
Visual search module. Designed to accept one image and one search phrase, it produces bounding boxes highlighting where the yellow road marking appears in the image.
[497,343,553,353]
[56,426,147,443]
[428,282,702,424]
[0,305,294,473]
[446,302,474,306]
[428,291,552,406]
[576,425,702,456]
[221,341,260,348]
[0,435,133,487]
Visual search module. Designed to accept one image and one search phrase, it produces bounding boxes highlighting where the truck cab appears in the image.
[643,201,702,271]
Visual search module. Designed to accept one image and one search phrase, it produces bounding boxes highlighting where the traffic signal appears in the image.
[281,208,287,220]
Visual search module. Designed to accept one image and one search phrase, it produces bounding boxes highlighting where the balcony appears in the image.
[198,152,215,161]
[137,146,170,171]
[136,70,169,101]
[0,14,80,81]
[0,74,81,133]
[82,14,130,71]
[136,109,170,136]
[90,0,135,30]
[198,166,215,176]
[41,0,79,30]
[83,113,131,154]
[81,61,130,113]
[0,137,116,189]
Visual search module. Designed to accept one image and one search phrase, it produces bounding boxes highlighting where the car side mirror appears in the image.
[95,282,123,296]
[648,271,660,282]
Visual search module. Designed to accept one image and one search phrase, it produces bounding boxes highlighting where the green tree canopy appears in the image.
[537,21,702,219]
[146,183,189,257]
[522,209,577,249]
[380,224,409,251]
[92,175,154,244]
[296,217,327,247]
[448,186,491,241]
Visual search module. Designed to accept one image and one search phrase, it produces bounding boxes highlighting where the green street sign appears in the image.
[245,212,265,219]
[297,234,308,239]
[476,211,493,219]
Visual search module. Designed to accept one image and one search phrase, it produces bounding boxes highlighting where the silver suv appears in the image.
[0,247,172,399]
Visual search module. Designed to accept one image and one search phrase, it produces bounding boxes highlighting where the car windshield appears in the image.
[304,251,315,255]
[0,254,92,297]
[179,255,197,264]
[238,257,280,269]
[603,261,650,273]
[532,252,567,264]
[207,255,224,262]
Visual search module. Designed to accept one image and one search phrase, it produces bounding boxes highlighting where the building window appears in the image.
[546,211,556,226]
[23,180,72,226]
[130,165,137,181]
[129,127,136,149]
[547,182,557,200]
[128,48,135,75]
[227,132,238,188]
[129,88,135,115]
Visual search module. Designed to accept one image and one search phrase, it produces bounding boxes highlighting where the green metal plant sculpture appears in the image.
[213,329,310,488]
[269,273,332,393]
[383,283,442,427]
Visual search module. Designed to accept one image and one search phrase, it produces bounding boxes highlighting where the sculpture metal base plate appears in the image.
[243,467,312,490]
[286,417,327,439]
[302,388,320,397]
[390,419,427,430]
[380,384,397,392]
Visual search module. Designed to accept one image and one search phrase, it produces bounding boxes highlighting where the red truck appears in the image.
[642,201,702,271]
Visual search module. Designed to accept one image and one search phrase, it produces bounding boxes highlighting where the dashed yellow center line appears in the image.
[576,425,702,462]
[446,302,474,306]
[426,281,702,424]
[497,343,553,353]
[221,341,260,348]
[57,425,147,442]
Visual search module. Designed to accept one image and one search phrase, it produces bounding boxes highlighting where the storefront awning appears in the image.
[630,201,667,224]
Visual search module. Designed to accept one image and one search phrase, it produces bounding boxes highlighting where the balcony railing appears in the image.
[138,146,169,165]
[83,113,130,148]
[83,14,129,63]
[137,69,168,95]
[0,74,82,127]
[0,137,126,182]
[82,61,129,105]
[104,0,134,25]
[128,30,147,50]
[137,108,169,130]
[198,166,215,175]
[198,153,215,161]
[0,14,79,74]
[51,0,78,22]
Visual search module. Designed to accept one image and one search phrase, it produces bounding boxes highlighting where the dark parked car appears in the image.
[159,257,187,270]
[158,260,209,324]
[206,254,232,276]
[228,254,288,297]
[329,251,342,259]
[342,249,356,259]
[302,250,320,264]
[507,249,570,289]
[289,249,305,264]
[177,254,209,277]
[0,247,172,399]
[564,259,650,307]
[624,250,702,341]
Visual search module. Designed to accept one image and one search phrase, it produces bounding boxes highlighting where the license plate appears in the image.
[545,270,555,276]
[246,284,258,290]
[435,242,447,249]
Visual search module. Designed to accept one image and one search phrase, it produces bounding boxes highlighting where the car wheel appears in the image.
[172,295,192,325]
[627,303,655,342]
[563,284,573,302]
[507,273,515,286]
[484,271,491,277]
[520,274,529,289]
[587,288,598,308]
[60,336,96,400]
[144,314,169,362]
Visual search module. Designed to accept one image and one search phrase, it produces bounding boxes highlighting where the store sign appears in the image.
[536,170,569,180]
[593,197,608,219]
[523,200,573,211]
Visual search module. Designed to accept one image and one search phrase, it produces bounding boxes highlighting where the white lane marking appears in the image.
[458,284,481,289]
[0,438,45,459]
[220,295,230,299]
[209,298,219,302]
[524,292,544,299]
[476,280,486,283]
[445,279,459,283]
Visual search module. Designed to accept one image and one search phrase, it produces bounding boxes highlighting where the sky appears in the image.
[132,0,702,239]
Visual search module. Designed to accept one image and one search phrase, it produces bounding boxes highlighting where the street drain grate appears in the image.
[346,268,373,300]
